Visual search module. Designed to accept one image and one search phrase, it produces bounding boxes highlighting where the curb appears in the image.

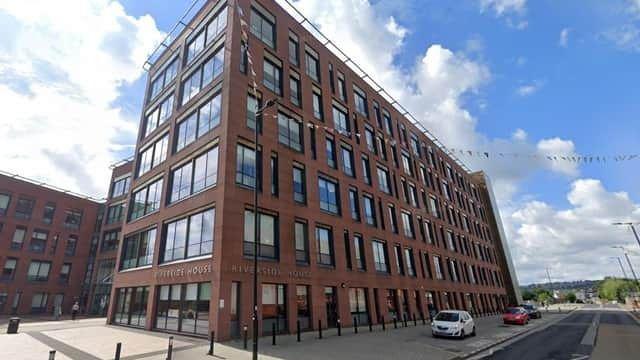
[452,309,576,360]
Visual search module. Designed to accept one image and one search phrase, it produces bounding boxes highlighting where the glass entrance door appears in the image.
[324,286,338,328]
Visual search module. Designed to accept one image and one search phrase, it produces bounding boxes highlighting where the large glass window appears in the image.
[1,258,17,280]
[340,145,354,177]
[348,188,360,221]
[289,76,301,106]
[296,285,311,330]
[243,210,278,260]
[312,92,323,120]
[129,178,163,220]
[42,203,55,225]
[277,113,302,151]
[236,144,257,189]
[376,166,391,194]
[176,94,222,151]
[182,50,224,106]
[31,292,48,313]
[405,248,416,277]
[349,288,369,325]
[353,87,368,116]
[401,211,415,239]
[250,8,275,48]
[318,177,340,215]
[433,256,444,279]
[149,58,178,100]
[262,284,287,334]
[305,50,320,82]
[186,6,227,63]
[333,106,349,134]
[111,177,131,198]
[263,59,282,95]
[294,221,309,264]
[316,226,334,266]
[0,193,10,216]
[246,94,261,131]
[354,235,365,271]
[64,209,82,230]
[11,227,26,249]
[363,195,376,226]
[137,133,169,177]
[394,245,404,275]
[29,230,48,253]
[288,35,299,66]
[27,261,51,282]
[170,146,219,203]
[64,235,77,256]
[292,165,306,204]
[15,197,34,220]
[372,240,389,273]
[101,230,120,252]
[325,138,336,168]
[114,287,149,328]
[362,156,372,185]
[155,282,210,335]
[144,95,174,137]
[106,203,125,225]
[163,208,215,262]
[120,228,156,270]
[59,263,71,283]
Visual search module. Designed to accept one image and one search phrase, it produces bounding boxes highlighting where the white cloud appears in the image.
[516,80,544,96]
[559,27,571,47]
[479,0,527,16]
[506,179,640,284]
[536,138,579,177]
[512,128,527,141]
[602,24,640,52]
[0,0,163,197]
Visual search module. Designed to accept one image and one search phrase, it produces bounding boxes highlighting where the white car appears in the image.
[431,310,476,339]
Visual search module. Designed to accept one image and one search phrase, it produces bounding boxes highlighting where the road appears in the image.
[476,305,640,360]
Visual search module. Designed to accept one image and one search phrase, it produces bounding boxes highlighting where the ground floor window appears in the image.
[31,292,48,313]
[324,286,338,328]
[156,282,211,336]
[262,283,286,334]
[386,289,397,320]
[296,285,311,330]
[230,282,241,338]
[349,287,369,325]
[0,292,7,313]
[114,287,148,327]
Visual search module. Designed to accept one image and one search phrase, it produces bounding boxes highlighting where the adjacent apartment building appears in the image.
[107,0,521,341]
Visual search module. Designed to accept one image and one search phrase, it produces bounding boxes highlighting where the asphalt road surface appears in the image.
[479,306,640,360]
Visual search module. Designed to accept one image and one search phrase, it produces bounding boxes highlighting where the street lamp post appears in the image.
[610,256,628,279]
[612,222,640,249]
[612,246,640,307]
[251,98,277,360]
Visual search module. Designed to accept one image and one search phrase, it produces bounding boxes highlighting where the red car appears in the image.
[503,307,529,325]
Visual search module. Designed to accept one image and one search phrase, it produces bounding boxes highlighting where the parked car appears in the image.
[520,304,542,319]
[431,310,476,339]
[503,307,529,325]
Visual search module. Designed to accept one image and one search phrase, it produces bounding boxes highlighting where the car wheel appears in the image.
[432,331,437,338]
[471,326,476,337]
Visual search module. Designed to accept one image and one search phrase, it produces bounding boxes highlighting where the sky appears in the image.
[0,0,639,285]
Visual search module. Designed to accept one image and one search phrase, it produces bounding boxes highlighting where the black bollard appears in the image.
[166,336,174,360]
[368,315,373,332]
[297,320,301,342]
[272,323,276,345]
[243,325,248,350]
[403,313,408,327]
[208,331,215,356]
[114,342,122,360]
[337,318,341,336]
[318,319,323,339]
[393,316,398,329]
[421,313,426,325]
[381,316,386,331]
[48,350,56,360]
[354,316,358,333]
[413,314,417,326]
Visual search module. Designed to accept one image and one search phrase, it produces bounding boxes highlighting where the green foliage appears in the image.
[598,278,639,302]
[520,288,553,303]
[566,292,577,303]
[522,290,536,301]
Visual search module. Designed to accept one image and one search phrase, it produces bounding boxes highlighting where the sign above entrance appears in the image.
[154,263,212,279]
[230,264,311,279]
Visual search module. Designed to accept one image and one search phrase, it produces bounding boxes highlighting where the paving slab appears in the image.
[0,333,72,360]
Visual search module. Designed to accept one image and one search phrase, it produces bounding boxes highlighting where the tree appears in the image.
[598,278,639,302]
[522,290,536,301]
[533,288,553,304]
[566,292,577,303]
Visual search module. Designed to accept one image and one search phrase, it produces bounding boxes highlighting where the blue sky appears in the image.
[1,0,639,284]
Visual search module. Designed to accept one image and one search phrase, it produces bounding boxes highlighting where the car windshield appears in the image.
[506,308,522,314]
[522,305,535,310]
[435,312,460,322]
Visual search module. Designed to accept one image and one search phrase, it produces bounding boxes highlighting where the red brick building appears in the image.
[0,171,102,316]
[108,0,521,341]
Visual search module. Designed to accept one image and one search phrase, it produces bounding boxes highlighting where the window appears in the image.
[27,261,51,281]
[332,106,349,134]
[401,211,415,239]
[376,166,391,194]
[0,193,10,216]
[156,283,209,334]
[29,230,48,253]
[401,152,412,176]
[176,94,222,151]
[362,156,372,185]
[388,205,398,234]
[404,248,416,277]
[111,177,131,198]
[340,145,354,177]
[15,197,34,220]
[163,208,215,262]
[353,235,365,270]
[270,154,279,196]
[31,293,48,313]
[433,256,444,279]
[247,94,261,131]
[149,58,179,100]
[446,231,456,251]
[137,133,169,177]
[120,228,156,270]
[382,110,393,135]
[170,146,219,203]
[377,135,387,160]
[353,86,368,116]
[186,34,205,65]
[318,177,340,215]
[205,6,228,45]
[236,144,258,188]
[343,231,352,270]
[296,285,311,329]
[106,203,125,225]
[277,113,303,151]
[365,127,375,153]
[11,227,26,249]
[348,188,361,221]
[250,8,275,48]
[408,184,418,208]
[288,35,299,65]
[468,264,476,284]
[424,221,434,244]
[294,221,309,264]
[312,92,323,120]
[2,258,17,280]
[428,195,439,218]
[59,263,71,283]
[316,226,334,266]
[289,76,301,106]
[144,95,174,137]
[325,138,336,168]
[363,195,376,226]
[349,288,369,325]
[42,203,55,225]
[449,259,459,282]
[372,240,389,273]
[182,48,224,105]
[292,165,306,204]
[337,73,346,102]
[101,230,120,252]
[129,178,163,220]
[64,235,77,256]
[394,245,404,275]
[263,58,282,95]
[244,210,278,259]
[305,50,320,82]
